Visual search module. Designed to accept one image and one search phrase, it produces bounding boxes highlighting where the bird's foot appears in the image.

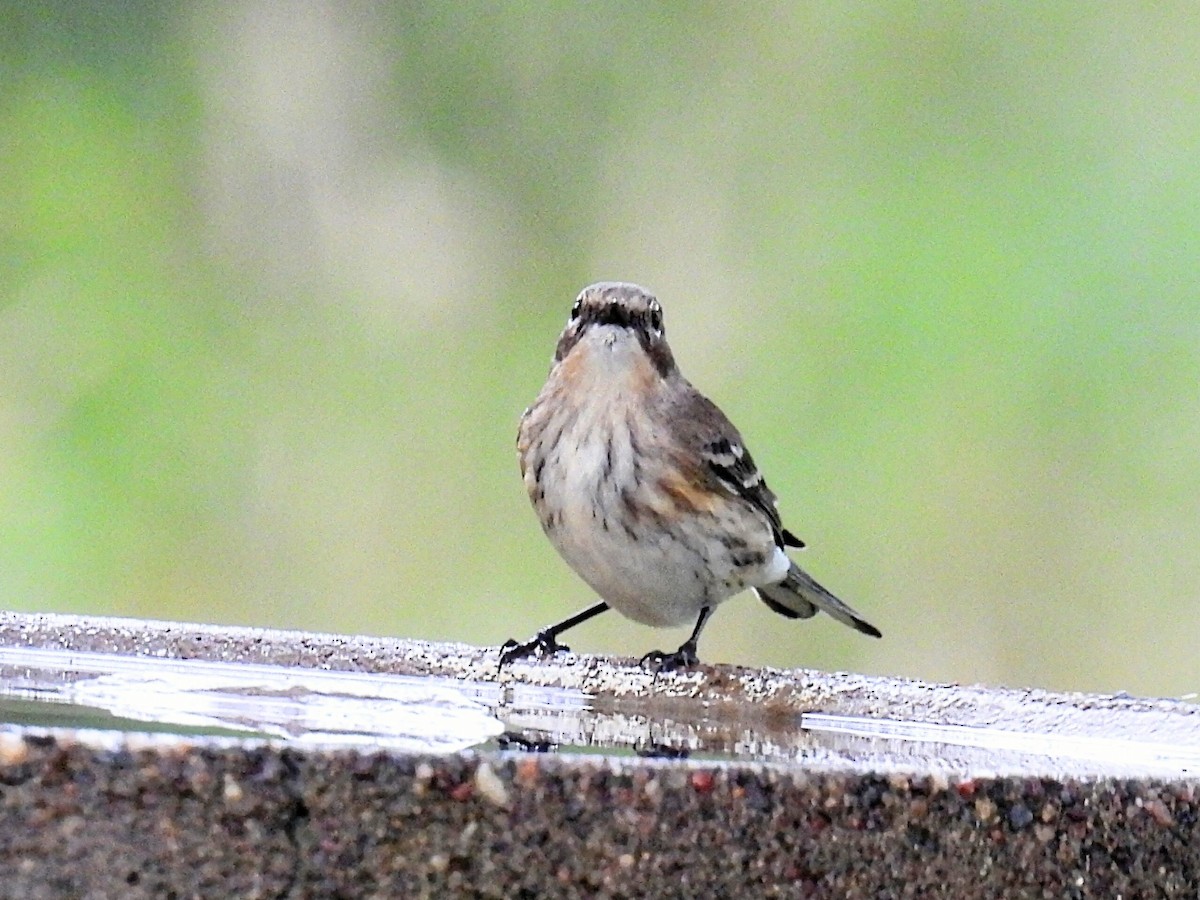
[498,631,571,667]
[639,643,700,672]
[497,732,557,753]
[635,742,690,760]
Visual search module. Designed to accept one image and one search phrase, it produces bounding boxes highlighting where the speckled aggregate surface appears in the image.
[0,731,1197,899]
[0,612,1198,898]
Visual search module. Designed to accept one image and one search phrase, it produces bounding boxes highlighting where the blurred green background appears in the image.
[2,4,1197,697]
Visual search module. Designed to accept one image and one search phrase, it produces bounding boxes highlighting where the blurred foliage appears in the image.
[2,3,1198,696]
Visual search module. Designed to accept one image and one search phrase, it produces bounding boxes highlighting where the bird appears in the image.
[500,281,880,669]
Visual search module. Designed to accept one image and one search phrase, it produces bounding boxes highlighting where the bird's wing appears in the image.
[677,388,804,550]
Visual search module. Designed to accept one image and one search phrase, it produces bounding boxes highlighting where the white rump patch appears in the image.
[764,546,791,584]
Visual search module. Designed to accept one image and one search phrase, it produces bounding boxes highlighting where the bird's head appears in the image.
[553,282,676,378]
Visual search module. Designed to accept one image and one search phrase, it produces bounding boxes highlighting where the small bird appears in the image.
[501,282,880,669]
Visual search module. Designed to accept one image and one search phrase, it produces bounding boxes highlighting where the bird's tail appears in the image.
[755,563,882,638]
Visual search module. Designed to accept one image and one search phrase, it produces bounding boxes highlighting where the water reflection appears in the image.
[1,645,1196,777]
[0,646,506,752]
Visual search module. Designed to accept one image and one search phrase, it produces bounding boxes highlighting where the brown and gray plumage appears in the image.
[501,282,880,668]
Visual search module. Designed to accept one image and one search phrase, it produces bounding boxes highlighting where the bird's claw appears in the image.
[639,644,700,672]
[498,632,570,667]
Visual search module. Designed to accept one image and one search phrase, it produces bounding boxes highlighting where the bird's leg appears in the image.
[641,606,714,671]
[499,602,610,667]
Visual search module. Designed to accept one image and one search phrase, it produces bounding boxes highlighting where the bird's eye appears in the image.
[570,298,583,319]
[647,303,663,334]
